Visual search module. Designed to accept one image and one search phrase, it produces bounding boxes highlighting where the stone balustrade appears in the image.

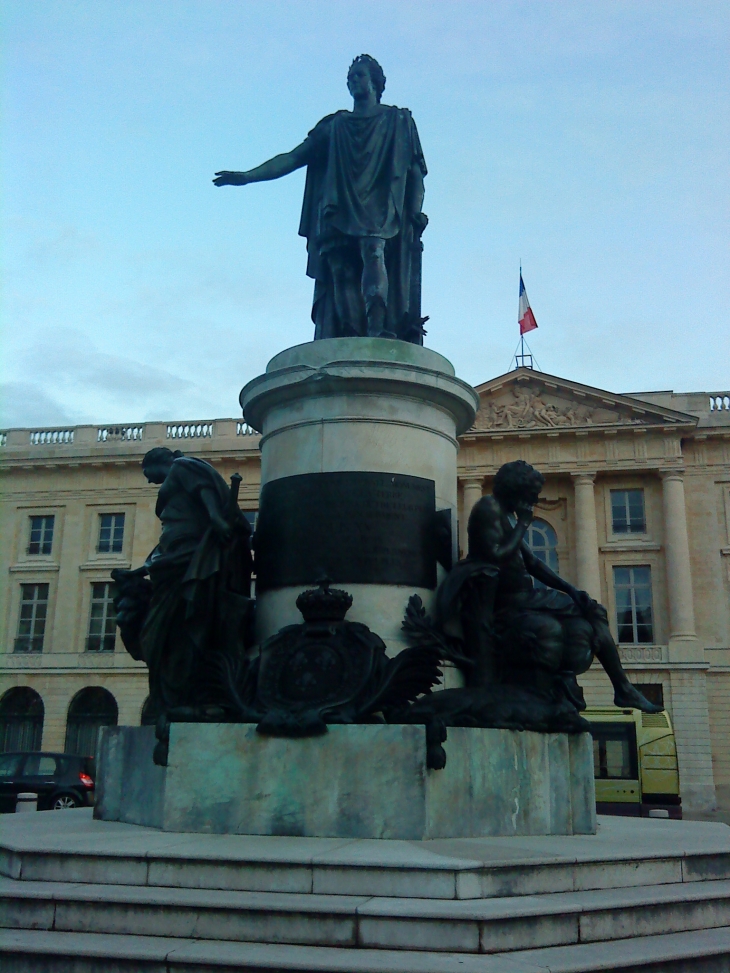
[166,422,214,440]
[29,429,75,445]
[97,426,144,442]
[0,418,261,463]
[709,393,730,412]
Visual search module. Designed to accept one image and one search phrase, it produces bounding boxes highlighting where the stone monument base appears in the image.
[95,724,596,839]
[4,811,730,971]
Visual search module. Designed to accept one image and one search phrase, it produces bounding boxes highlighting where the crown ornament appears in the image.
[296,577,353,623]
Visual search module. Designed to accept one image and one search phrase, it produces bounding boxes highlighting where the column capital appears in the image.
[659,467,686,482]
[571,471,597,483]
[460,475,485,486]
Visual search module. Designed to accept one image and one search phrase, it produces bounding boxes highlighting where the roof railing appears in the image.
[709,394,730,412]
[29,429,74,445]
[97,426,144,442]
[166,423,214,439]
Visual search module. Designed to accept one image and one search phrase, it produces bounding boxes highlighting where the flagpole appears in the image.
[515,262,539,370]
[518,262,524,367]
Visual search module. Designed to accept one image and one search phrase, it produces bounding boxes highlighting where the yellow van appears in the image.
[584,706,682,819]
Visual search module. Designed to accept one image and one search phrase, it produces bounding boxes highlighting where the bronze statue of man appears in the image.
[214,55,428,343]
[112,448,253,724]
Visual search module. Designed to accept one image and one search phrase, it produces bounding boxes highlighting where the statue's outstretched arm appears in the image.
[213,141,310,187]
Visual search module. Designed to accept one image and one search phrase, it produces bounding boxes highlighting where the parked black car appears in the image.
[0,752,95,812]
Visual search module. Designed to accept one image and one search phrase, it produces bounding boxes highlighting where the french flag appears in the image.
[518,273,538,335]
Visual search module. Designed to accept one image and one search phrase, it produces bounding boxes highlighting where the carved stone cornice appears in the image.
[471,370,698,436]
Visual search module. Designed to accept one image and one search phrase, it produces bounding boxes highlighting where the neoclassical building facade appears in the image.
[1,368,729,811]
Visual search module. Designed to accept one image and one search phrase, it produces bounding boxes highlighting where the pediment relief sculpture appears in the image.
[473,384,644,432]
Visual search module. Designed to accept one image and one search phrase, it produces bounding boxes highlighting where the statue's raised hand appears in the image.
[213,171,248,187]
[513,498,534,524]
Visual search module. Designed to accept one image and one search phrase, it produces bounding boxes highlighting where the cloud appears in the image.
[22,328,195,397]
[0,382,83,429]
[4,328,225,427]
[3,1,728,403]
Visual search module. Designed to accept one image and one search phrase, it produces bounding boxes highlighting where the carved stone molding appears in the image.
[473,384,645,433]
[659,467,686,482]
[619,645,665,664]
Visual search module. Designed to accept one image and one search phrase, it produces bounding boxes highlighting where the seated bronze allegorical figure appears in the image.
[434,460,661,718]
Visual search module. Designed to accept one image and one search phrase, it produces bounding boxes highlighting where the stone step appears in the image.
[2,926,730,972]
[2,810,730,901]
[3,874,730,954]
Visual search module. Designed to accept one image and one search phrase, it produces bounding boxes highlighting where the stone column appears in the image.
[660,470,711,810]
[661,469,702,665]
[572,473,602,601]
[461,477,484,539]
[573,473,602,601]
[661,470,697,647]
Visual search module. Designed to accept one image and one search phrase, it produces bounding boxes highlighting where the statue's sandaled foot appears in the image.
[614,684,663,713]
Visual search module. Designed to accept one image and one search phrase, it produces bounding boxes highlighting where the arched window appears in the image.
[0,687,44,752]
[64,687,118,757]
[525,518,559,589]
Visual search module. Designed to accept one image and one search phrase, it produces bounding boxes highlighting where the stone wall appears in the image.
[708,669,730,788]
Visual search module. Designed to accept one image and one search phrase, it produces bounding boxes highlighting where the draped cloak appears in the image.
[140,457,251,710]
[298,105,427,341]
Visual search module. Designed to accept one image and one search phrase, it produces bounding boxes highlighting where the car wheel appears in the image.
[52,794,80,810]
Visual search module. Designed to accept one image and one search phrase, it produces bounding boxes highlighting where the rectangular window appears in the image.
[97,513,125,553]
[15,583,49,652]
[631,682,664,708]
[27,515,55,555]
[86,582,116,651]
[610,489,646,534]
[591,723,639,780]
[614,565,654,643]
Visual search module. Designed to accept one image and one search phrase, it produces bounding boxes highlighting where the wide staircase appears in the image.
[1,809,730,972]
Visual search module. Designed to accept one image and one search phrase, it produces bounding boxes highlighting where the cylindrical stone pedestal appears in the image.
[240,338,479,651]
[15,792,38,813]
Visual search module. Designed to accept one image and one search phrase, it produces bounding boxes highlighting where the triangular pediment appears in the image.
[470,369,697,434]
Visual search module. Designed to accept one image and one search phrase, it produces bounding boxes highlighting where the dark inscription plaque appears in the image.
[255,472,437,591]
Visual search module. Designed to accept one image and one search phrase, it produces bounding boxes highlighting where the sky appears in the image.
[1,0,728,428]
